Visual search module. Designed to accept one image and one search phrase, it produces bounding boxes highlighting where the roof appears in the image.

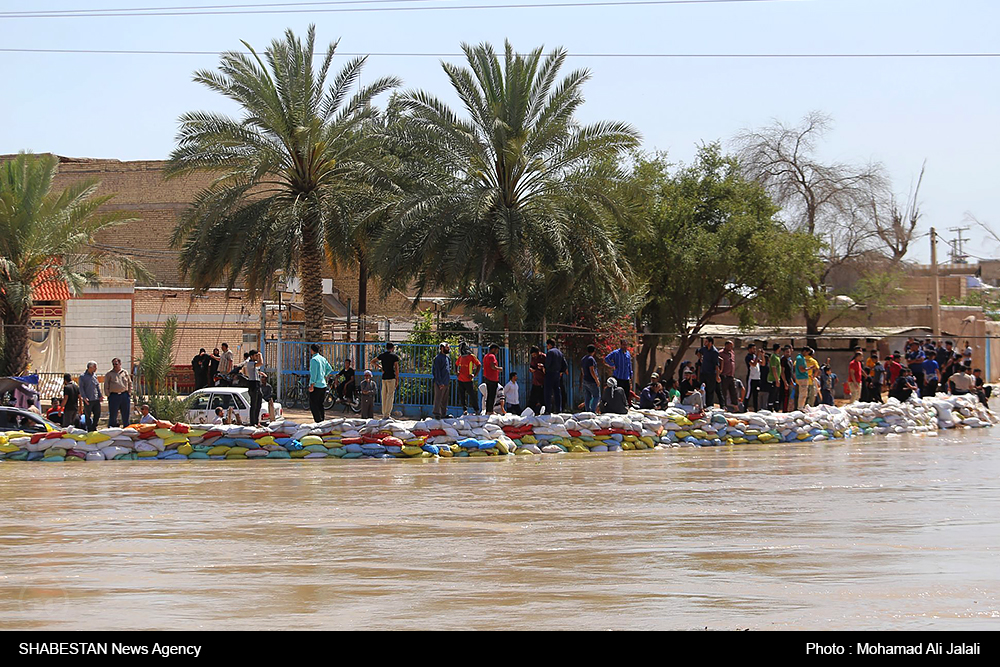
[191,387,248,394]
[696,325,936,340]
[31,268,71,302]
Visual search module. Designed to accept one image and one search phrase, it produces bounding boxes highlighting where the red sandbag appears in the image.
[341,437,363,445]
[362,435,383,444]
[171,423,190,433]
[254,431,289,439]
[382,436,404,448]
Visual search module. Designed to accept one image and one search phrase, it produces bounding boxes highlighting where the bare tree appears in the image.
[870,160,925,263]
[734,111,887,337]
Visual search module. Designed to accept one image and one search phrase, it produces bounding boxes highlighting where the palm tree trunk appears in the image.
[300,215,325,340]
[358,255,368,318]
[2,310,31,376]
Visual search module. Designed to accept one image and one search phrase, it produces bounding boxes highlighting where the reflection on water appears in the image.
[1,429,998,630]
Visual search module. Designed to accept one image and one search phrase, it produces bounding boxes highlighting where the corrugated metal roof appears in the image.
[695,325,935,340]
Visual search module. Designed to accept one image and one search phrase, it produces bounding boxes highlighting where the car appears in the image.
[0,406,60,433]
[184,387,282,425]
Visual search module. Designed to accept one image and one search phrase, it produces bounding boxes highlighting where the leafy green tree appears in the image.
[0,153,146,375]
[625,145,821,382]
[167,26,400,338]
[377,41,639,328]
[136,316,189,422]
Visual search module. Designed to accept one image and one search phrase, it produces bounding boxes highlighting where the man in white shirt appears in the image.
[503,372,521,415]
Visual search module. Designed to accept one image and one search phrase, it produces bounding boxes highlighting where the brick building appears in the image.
[11,154,456,371]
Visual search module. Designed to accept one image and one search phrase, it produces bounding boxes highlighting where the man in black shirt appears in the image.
[599,377,628,415]
[780,346,795,412]
[61,373,81,428]
[374,342,401,418]
[335,358,356,403]
[208,348,221,385]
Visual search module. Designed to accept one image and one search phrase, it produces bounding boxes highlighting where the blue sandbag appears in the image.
[188,451,209,459]
[476,439,496,450]
[457,438,479,449]
[421,443,439,455]
[345,443,363,453]
[342,452,363,459]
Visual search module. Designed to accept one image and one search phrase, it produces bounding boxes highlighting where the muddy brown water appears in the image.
[1,428,998,630]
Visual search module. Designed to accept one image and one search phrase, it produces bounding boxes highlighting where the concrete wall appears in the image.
[64,296,133,375]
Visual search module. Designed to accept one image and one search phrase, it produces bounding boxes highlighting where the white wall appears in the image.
[64,299,132,375]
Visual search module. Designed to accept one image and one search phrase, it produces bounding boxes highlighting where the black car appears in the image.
[0,406,60,433]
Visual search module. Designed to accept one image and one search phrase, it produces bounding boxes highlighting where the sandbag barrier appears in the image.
[0,395,995,462]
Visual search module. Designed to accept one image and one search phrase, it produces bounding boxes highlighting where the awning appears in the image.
[31,268,71,301]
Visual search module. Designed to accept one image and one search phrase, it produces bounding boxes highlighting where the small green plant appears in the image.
[136,316,189,421]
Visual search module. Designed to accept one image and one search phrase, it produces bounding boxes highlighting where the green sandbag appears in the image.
[266,450,291,459]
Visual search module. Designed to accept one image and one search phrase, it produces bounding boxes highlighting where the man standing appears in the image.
[803,347,820,407]
[847,351,864,404]
[768,344,783,411]
[543,339,566,413]
[208,348,221,385]
[745,343,761,412]
[61,373,81,429]
[604,340,634,401]
[906,341,926,390]
[79,361,102,432]
[432,342,451,420]
[455,343,481,415]
[191,348,211,390]
[528,345,546,414]
[244,349,263,426]
[375,342,400,419]
[922,350,941,397]
[219,342,235,377]
[104,357,133,428]
[719,340,737,410]
[699,337,721,408]
[482,343,503,415]
[307,343,334,423]
[793,347,810,410]
[580,344,601,413]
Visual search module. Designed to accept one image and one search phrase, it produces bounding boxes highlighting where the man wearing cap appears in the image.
[359,370,376,418]
[679,367,704,411]
[432,342,451,419]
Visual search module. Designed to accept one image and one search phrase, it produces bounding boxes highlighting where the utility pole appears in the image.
[948,226,970,264]
[931,227,941,337]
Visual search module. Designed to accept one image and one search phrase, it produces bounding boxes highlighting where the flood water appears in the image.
[1,428,998,630]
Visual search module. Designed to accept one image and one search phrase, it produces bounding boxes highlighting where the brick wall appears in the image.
[133,288,258,366]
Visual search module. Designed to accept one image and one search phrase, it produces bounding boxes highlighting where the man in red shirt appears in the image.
[847,351,864,404]
[528,345,545,414]
[482,344,503,415]
[455,343,481,415]
[885,352,903,387]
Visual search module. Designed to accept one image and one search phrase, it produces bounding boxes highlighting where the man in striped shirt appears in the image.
[604,340,634,405]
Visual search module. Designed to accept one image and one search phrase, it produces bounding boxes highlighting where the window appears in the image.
[188,394,210,411]
[209,393,233,411]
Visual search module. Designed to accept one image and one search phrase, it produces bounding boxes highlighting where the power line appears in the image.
[0,0,801,19]
[0,0,459,15]
[2,47,999,59]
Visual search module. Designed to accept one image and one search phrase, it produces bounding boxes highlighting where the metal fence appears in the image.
[264,340,517,417]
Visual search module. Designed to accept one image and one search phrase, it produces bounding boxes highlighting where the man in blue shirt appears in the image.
[432,342,451,419]
[308,343,334,423]
[905,341,926,389]
[604,340,634,405]
[921,350,940,397]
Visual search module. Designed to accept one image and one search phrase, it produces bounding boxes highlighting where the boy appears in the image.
[503,372,520,415]
[359,370,377,419]
[213,407,226,424]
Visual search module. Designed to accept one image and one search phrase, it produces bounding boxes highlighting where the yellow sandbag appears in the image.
[405,438,426,446]
[515,448,534,455]
[154,428,174,439]
[137,450,158,457]
[521,435,537,445]
[86,432,110,445]
[640,436,655,447]
[401,445,423,457]
[290,449,309,458]
[622,441,635,451]
[226,453,248,460]
[420,451,435,458]
[177,443,193,456]
[227,446,249,455]
[495,441,509,455]
[301,435,323,446]
[256,436,277,447]
[0,443,19,453]
[676,431,690,439]
[207,445,231,456]
[164,436,189,447]
[469,450,488,457]
[438,448,453,457]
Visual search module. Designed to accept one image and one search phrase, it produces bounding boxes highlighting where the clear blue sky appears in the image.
[1,0,997,262]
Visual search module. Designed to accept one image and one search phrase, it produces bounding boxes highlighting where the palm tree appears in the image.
[166,26,400,338]
[0,153,146,375]
[378,41,639,325]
